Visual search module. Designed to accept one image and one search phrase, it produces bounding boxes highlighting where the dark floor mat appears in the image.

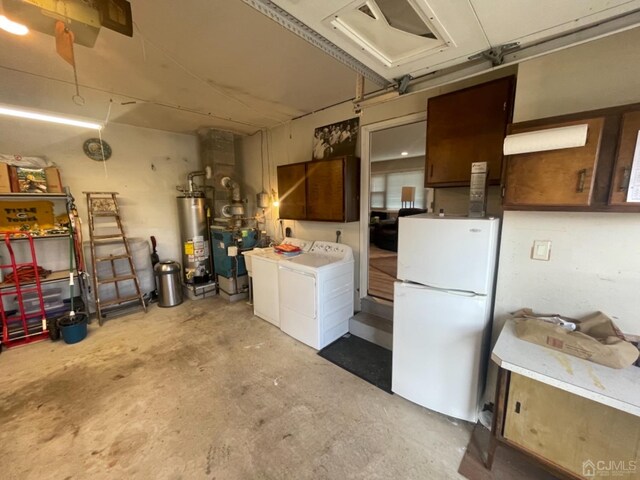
[318,334,392,393]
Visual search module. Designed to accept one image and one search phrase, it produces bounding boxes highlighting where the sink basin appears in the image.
[242,247,270,276]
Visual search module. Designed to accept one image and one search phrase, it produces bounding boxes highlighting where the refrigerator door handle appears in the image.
[400,281,483,297]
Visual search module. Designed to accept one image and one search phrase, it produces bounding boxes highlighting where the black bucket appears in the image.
[58,313,88,344]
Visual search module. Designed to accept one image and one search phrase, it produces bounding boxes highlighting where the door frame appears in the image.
[358,111,427,302]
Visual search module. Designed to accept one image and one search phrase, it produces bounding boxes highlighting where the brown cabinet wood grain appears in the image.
[610,110,640,206]
[503,118,604,207]
[503,373,640,478]
[501,103,640,212]
[276,156,360,222]
[276,163,306,220]
[425,76,515,187]
[306,158,344,221]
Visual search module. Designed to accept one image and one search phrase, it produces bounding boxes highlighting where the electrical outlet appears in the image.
[531,240,551,261]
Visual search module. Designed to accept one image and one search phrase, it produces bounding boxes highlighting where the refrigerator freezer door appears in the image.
[392,281,491,423]
[397,215,499,295]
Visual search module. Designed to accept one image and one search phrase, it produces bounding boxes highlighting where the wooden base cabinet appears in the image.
[276,156,359,223]
[502,373,640,479]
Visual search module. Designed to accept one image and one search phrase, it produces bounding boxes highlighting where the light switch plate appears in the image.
[531,240,551,261]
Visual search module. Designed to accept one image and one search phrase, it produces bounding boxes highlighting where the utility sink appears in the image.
[242,247,272,276]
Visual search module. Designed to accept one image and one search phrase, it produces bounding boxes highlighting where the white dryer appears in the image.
[278,241,354,350]
[250,237,314,327]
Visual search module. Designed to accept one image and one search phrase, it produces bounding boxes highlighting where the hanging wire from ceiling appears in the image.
[260,129,266,192]
[97,98,113,178]
[0,65,264,132]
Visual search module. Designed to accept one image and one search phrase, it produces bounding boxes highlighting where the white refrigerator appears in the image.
[392,214,500,423]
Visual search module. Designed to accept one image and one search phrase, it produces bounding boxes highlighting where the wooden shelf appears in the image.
[0,193,67,200]
[0,233,71,241]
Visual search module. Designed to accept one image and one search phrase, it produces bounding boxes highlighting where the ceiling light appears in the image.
[0,15,28,35]
[0,105,103,130]
[401,151,409,156]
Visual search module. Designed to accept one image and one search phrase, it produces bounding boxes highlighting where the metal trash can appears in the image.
[154,261,183,307]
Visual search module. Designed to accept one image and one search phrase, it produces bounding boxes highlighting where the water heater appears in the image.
[177,194,211,284]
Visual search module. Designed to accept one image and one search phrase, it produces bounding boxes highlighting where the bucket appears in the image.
[59,314,88,344]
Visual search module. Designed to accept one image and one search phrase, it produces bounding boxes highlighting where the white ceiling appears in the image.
[0,0,374,135]
[270,0,640,81]
[370,121,425,162]
[0,1,638,136]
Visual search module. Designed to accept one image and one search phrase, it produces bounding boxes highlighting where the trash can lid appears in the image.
[154,260,181,274]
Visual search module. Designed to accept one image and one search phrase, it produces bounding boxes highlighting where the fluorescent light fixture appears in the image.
[401,151,409,156]
[0,105,103,130]
[0,15,28,35]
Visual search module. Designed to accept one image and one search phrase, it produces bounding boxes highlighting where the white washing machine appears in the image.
[249,238,314,327]
[278,241,354,350]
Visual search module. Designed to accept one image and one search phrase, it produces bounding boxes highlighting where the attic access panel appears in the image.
[270,0,489,81]
[325,0,453,68]
[2,0,133,47]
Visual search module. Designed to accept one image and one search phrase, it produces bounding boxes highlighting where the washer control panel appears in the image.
[309,241,353,260]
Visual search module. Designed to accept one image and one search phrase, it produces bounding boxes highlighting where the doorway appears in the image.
[359,113,430,304]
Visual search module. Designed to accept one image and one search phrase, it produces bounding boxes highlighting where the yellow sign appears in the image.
[184,241,194,255]
[0,200,55,231]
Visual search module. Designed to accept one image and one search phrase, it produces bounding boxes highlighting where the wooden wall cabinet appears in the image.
[425,76,515,187]
[503,118,604,207]
[502,103,640,212]
[276,163,306,220]
[276,156,360,223]
[609,110,640,206]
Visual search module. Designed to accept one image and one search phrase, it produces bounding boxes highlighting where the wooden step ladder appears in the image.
[84,192,147,325]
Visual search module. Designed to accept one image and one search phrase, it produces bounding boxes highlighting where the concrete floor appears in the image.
[0,297,473,479]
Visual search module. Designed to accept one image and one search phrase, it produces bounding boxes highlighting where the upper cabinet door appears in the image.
[503,118,604,207]
[306,158,345,221]
[609,110,640,206]
[277,163,307,220]
[425,76,515,187]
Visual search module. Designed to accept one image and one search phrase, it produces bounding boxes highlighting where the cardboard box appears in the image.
[45,167,63,193]
[0,163,11,193]
[0,200,56,231]
[513,309,640,369]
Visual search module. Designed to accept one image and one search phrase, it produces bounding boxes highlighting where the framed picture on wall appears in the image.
[312,117,359,160]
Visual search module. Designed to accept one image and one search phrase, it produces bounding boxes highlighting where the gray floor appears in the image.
[0,297,473,479]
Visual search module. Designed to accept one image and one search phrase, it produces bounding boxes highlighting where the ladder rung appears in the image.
[98,274,137,284]
[99,295,143,307]
[92,234,125,240]
[95,254,131,262]
[92,212,119,217]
